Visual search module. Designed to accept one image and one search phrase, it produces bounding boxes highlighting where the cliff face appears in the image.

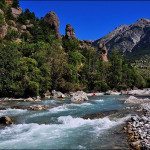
[93,18,150,58]
[65,24,75,39]
[44,11,60,39]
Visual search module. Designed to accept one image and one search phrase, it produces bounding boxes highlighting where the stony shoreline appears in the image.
[124,102,150,150]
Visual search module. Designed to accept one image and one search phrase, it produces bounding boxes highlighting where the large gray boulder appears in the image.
[71,91,88,103]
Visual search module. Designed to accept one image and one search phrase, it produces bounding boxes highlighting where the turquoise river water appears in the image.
[0,95,131,149]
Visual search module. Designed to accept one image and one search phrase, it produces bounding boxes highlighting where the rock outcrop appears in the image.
[79,40,93,49]
[71,91,88,103]
[44,11,60,38]
[99,43,108,62]
[65,24,75,39]
[11,7,22,18]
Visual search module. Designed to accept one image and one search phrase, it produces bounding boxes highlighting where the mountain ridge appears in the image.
[93,18,150,58]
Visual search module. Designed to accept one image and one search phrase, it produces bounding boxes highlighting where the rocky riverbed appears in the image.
[0,94,149,149]
[124,101,150,150]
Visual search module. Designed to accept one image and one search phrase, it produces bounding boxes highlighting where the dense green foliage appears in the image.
[0,3,149,98]
[12,0,19,8]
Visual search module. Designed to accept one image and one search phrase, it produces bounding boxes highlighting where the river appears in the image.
[0,95,131,149]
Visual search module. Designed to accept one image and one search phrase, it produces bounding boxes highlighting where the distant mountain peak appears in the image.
[115,24,129,30]
[93,18,150,58]
[136,18,150,23]
[131,18,150,28]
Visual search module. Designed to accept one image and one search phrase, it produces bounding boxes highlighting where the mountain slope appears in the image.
[93,18,150,58]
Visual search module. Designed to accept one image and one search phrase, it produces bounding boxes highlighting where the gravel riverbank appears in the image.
[124,102,150,150]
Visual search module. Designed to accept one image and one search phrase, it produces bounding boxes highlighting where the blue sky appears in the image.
[20,1,150,40]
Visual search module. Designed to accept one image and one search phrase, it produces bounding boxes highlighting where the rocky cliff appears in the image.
[65,24,75,39]
[44,11,60,39]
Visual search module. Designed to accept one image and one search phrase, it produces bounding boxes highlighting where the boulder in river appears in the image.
[44,90,51,99]
[52,90,66,99]
[25,97,34,102]
[105,90,121,95]
[0,116,13,125]
[34,96,41,102]
[29,105,49,111]
[71,91,88,103]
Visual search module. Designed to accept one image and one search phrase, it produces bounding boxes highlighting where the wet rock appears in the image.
[0,116,13,125]
[141,116,148,122]
[29,105,48,111]
[83,110,118,119]
[130,140,141,149]
[131,115,140,121]
[123,127,127,131]
[44,90,51,99]
[52,90,65,99]
[11,106,25,109]
[71,91,88,103]
[34,96,41,101]
[25,97,34,102]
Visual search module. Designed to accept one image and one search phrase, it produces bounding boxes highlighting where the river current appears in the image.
[0,95,130,149]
